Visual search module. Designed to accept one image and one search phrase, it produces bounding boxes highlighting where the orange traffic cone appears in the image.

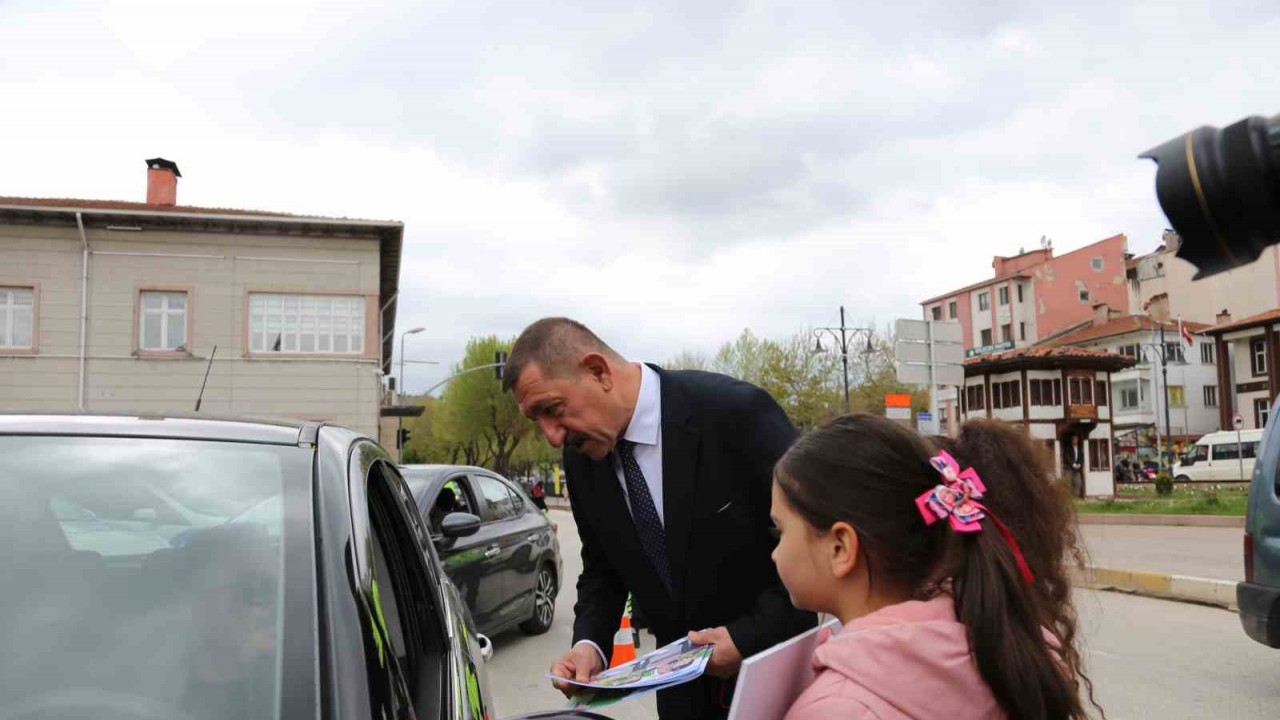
[609,601,638,668]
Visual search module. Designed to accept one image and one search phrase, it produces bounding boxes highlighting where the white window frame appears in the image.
[978,292,990,311]
[0,286,35,349]
[139,291,188,352]
[1203,385,1218,407]
[249,293,366,355]
[1200,342,1216,365]
[997,286,1009,306]
[1120,386,1140,410]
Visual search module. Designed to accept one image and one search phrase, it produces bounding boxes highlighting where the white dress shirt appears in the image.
[576,362,664,667]
[613,363,664,526]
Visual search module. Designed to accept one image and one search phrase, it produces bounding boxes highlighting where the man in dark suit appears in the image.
[504,318,815,720]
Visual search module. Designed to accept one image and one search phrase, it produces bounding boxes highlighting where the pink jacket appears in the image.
[783,596,1004,720]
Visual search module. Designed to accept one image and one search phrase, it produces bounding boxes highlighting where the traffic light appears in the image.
[397,427,411,449]
[494,350,508,380]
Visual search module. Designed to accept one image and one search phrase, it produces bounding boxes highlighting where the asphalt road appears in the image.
[484,510,1279,720]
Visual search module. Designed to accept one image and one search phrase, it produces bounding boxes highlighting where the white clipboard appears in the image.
[726,617,841,720]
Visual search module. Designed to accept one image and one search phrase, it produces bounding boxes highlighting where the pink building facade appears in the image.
[921,234,1131,434]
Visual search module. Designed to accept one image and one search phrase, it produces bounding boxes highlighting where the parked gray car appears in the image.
[1240,399,1280,648]
[0,412,604,720]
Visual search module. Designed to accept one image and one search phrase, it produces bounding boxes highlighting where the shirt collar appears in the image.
[622,363,661,446]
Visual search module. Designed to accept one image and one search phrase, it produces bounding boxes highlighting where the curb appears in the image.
[1077,513,1244,528]
[1077,565,1238,611]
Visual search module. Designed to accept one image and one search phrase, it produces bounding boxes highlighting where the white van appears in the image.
[1174,429,1265,482]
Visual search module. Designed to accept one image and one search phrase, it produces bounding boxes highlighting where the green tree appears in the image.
[401,396,457,464]
[709,329,843,430]
[665,350,710,371]
[509,428,560,483]
[435,335,529,475]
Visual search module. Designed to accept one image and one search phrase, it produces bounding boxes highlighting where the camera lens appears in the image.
[1141,113,1280,279]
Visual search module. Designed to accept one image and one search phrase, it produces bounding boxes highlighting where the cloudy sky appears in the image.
[2,0,1277,393]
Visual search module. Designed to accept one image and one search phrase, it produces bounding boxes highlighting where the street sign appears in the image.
[895,319,963,344]
[894,361,965,386]
[917,411,938,435]
[965,340,1016,358]
[885,393,912,408]
[885,406,911,420]
[1234,414,1243,430]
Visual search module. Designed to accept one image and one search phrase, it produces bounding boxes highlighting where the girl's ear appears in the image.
[829,521,860,579]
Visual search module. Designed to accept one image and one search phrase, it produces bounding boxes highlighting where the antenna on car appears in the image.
[194,345,218,412]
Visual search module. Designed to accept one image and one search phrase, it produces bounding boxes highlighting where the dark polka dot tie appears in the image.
[616,439,672,592]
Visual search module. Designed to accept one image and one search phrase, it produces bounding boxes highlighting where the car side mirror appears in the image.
[440,512,481,539]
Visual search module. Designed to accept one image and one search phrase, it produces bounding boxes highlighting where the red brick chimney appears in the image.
[1216,309,1232,325]
[145,158,181,206]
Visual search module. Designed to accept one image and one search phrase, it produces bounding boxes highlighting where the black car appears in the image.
[0,413,599,720]
[399,466,562,639]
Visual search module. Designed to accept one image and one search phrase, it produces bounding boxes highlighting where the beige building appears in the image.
[1127,230,1280,325]
[1202,308,1280,431]
[0,159,404,439]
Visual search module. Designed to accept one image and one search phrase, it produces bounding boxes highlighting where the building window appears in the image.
[1252,337,1267,377]
[249,293,366,354]
[1078,288,1091,303]
[1000,324,1012,343]
[1088,439,1111,470]
[948,301,957,319]
[1068,376,1094,405]
[991,380,1021,410]
[1163,342,1185,365]
[1203,385,1218,407]
[1029,379,1062,407]
[1091,257,1104,271]
[1019,322,1026,341]
[980,328,993,345]
[966,384,986,411]
[1201,342,1216,365]
[931,306,942,320]
[1257,398,1272,429]
[1017,284,1024,303]
[978,292,990,311]
[1167,385,1186,407]
[0,287,34,349]
[139,291,187,352]
[1117,344,1139,360]
[1120,386,1139,410]
[998,286,1009,306]
[1095,380,1107,406]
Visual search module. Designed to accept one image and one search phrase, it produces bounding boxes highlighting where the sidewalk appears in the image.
[1078,523,1245,610]
[1080,524,1244,583]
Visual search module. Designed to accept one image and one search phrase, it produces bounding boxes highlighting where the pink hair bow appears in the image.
[917,450,987,532]
[916,450,1035,584]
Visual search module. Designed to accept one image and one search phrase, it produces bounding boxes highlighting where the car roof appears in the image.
[1196,429,1265,442]
[398,464,500,480]
[0,411,322,446]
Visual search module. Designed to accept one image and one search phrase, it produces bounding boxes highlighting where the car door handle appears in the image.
[484,546,501,558]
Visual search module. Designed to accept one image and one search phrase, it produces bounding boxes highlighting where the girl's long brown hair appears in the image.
[775,413,1100,720]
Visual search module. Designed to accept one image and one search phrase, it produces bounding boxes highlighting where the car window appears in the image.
[472,475,519,523]
[1212,443,1240,461]
[364,460,445,720]
[1244,441,1259,459]
[428,476,476,531]
[1190,445,1209,462]
[0,436,312,720]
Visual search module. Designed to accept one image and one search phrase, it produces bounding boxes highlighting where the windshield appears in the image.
[0,436,311,720]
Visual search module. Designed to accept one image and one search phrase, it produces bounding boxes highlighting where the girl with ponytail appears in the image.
[770,413,1100,720]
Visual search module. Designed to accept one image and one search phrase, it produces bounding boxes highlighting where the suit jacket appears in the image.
[564,366,817,719]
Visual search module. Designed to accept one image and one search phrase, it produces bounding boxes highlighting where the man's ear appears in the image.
[829,521,860,579]
[580,352,614,391]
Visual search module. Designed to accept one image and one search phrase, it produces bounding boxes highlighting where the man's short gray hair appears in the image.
[502,318,620,393]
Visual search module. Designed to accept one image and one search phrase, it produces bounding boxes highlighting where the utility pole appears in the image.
[1160,324,1173,471]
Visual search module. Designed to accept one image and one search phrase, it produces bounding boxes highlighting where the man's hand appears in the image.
[549,643,605,697]
[688,626,743,679]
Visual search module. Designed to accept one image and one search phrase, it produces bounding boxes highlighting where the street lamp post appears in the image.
[1139,329,1182,472]
[813,306,875,413]
[398,327,425,460]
